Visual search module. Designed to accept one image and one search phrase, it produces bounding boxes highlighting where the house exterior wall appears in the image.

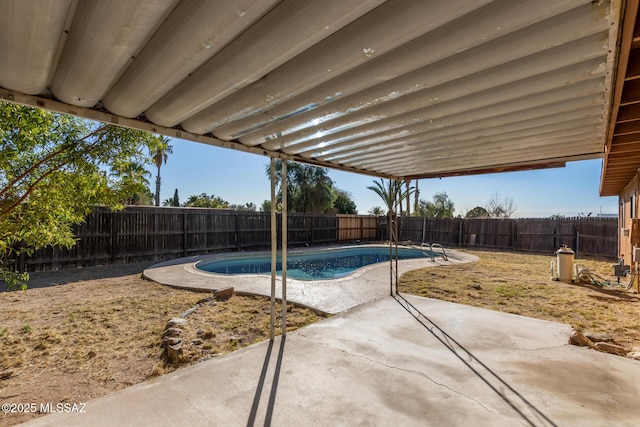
[619,172,640,262]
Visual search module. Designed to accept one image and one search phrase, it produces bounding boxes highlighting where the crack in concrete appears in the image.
[170,381,209,420]
[341,346,532,426]
[508,344,569,352]
[304,335,518,422]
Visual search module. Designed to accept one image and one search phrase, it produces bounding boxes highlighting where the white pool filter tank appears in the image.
[555,245,575,282]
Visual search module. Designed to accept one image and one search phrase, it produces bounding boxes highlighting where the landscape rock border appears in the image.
[161,288,234,364]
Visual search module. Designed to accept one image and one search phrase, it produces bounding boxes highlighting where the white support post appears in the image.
[387,179,398,296]
[269,159,277,340]
[281,161,288,336]
[389,179,399,296]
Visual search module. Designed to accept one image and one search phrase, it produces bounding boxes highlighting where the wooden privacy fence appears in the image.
[397,217,618,258]
[16,207,344,272]
[337,214,377,242]
[12,207,618,272]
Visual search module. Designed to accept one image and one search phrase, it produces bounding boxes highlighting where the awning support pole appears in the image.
[269,159,276,340]
[389,179,399,296]
[281,161,288,336]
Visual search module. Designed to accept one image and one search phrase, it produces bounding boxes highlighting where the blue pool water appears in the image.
[196,246,435,280]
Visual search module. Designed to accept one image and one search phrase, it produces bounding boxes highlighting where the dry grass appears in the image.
[399,249,640,350]
[0,274,325,426]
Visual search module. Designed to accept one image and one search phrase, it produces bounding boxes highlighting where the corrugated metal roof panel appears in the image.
[0,0,623,182]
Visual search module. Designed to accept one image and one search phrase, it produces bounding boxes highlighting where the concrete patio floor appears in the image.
[23,294,640,426]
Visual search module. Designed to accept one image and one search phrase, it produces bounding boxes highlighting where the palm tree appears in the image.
[110,160,151,205]
[367,179,414,216]
[151,137,173,206]
[368,206,384,216]
[413,179,420,215]
[367,178,414,247]
[162,188,180,207]
[405,180,411,216]
[265,159,334,213]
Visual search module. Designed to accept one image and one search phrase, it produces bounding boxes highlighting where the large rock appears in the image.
[569,328,593,348]
[166,317,188,328]
[584,332,615,343]
[167,340,183,363]
[164,337,182,347]
[162,327,183,338]
[196,296,214,305]
[594,342,629,356]
[214,286,234,300]
[181,306,199,317]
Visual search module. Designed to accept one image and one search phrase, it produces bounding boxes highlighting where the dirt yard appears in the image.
[400,249,640,351]
[0,266,324,426]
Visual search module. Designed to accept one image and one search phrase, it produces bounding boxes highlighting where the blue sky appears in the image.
[155,138,618,218]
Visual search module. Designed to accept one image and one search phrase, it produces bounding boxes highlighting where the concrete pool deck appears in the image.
[24,294,640,426]
[142,245,479,314]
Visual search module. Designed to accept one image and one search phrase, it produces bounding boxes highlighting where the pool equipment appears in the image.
[550,245,575,282]
[573,259,635,291]
[612,257,631,282]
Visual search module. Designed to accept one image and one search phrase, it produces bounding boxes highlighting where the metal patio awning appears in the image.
[0,0,622,181]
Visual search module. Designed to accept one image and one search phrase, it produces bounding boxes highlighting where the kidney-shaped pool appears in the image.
[196,246,437,280]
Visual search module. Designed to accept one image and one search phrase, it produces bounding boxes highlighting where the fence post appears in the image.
[235,211,241,252]
[458,220,463,247]
[183,210,188,257]
[154,210,159,260]
[18,252,26,273]
[111,211,118,263]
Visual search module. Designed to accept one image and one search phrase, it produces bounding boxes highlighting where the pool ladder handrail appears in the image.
[420,242,448,262]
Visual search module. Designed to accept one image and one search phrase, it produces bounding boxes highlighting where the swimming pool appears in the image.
[195,246,435,280]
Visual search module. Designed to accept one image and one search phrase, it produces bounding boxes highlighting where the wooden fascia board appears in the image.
[602,0,639,195]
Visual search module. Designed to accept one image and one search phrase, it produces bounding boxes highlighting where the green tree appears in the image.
[332,188,357,214]
[0,102,163,290]
[183,193,229,208]
[260,200,272,212]
[465,206,489,218]
[416,192,455,218]
[265,160,335,214]
[110,160,152,205]
[162,188,180,207]
[367,179,414,216]
[405,180,412,216]
[229,202,257,211]
[368,206,384,216]
[151,137,173,206]
[413,180,420,215]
